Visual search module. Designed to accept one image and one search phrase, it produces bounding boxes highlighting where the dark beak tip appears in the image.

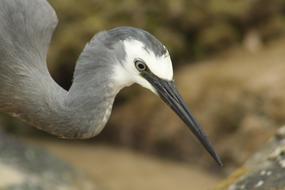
[214,155,224,167]
[205,143,223,167]
[145,76,223,167]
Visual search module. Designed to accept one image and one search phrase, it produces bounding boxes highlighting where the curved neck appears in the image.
[0,0,121,139]
[19,48,118,139]
[63,57,118,138]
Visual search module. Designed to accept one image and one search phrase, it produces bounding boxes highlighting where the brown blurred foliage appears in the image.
[47,0,285,88]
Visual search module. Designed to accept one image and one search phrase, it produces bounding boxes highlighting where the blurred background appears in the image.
[1,0,285,189]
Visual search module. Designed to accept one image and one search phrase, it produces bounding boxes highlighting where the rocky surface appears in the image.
[29,139,221,190]
[216,126,285,190]
[0,133,97,190]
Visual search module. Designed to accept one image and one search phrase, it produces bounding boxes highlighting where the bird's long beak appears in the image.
[142,73,223,166]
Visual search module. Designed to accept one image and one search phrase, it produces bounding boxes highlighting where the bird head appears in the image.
[91,27,222,166]
[114,38,173,94]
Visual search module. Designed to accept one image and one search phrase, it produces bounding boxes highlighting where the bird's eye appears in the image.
[134,59,147,71]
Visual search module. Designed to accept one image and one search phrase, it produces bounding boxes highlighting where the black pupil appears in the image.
[136,62,145,70]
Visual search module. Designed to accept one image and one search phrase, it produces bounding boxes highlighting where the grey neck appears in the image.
[0,0,122,139]
[63,51,118,138]
[11,46,118,139]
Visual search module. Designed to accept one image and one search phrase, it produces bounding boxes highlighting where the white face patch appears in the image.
[112,39,173,93]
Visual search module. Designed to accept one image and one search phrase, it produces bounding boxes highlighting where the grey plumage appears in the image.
[103,27,167,56]
[0,0,167,139]
[0,0,223,165]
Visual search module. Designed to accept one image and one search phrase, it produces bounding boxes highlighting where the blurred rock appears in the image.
[0,133,97,190]
[243,29,263,53]
[215,126,285,190]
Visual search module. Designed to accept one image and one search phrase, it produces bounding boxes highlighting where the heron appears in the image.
[0,0,222,166]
